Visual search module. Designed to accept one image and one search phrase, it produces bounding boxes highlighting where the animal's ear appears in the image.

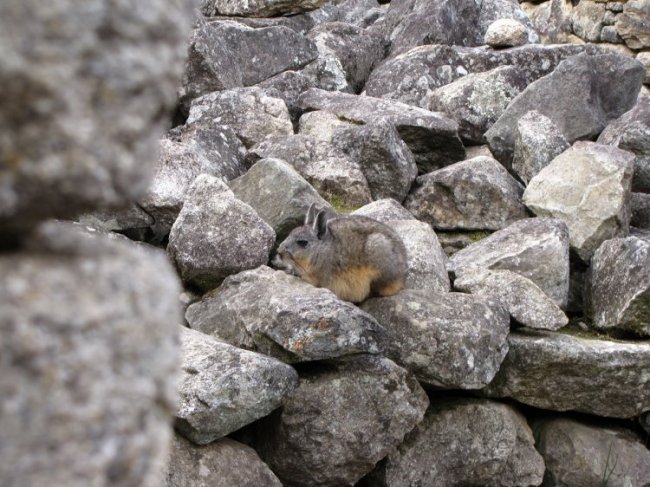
[305,203,319,226]
[314,209,332,239]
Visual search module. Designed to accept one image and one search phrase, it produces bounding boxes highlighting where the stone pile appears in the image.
[2,0,650,486]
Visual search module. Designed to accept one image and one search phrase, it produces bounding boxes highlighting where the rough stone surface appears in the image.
[523,141,635,261]
[186,87,293,149]
[598,96,650,193]
[512,110,570,185]
[363,397,545,487]
[298,110,351,141]
[212,0,327,17]
[405,156,528,231]
[77,204,154,236]
[362,290,509,389]
[0,0,195,238]
[166,435,282,487]
[252,355,429,487]
[616,0,650,49]
[185,266,386,362]
[637,51,650,85]
[571,0,607,42]
[632,192,650,229]
[523,0,575,44]
[331,120,418,202]
[167,175,275,291]
[427,66,527,144]
[536,416,650,487]
[248,134,372,209]
[484,18,531,47]
[257,70,318,123]
[175,326,298,445]
[229,158,330,242]
[587,236,650,337]
[179,21,316,109]
[483,329,650,418]
[449,217,570,308]
[455,268,569,330]
[486,53,645,166]
[390,219,451,294]
[298,88,465,173]
[0,222,181,487]
[351,199,417,223]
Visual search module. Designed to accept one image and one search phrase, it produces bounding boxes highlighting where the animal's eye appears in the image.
[296,239,309,248]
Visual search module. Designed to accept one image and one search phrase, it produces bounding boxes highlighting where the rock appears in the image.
[361,290,509,388]
[139,125,246,236]
[598,96,650,193]
[363,397,545,487]
[484,18,530,47]
[483,329,650,418]
[364,43,601,108]
[535,416,650,487]
[297,88,465,173]
[637,51,650,85]
[186,87,293,149]
[185,266,386,362]
[437,230,492,256]
[616,0,650,50]
[427,66,527,145]
[0,0,194,239]
[175,327,298,445]
[248,134,372,209]
[256,70,317,123]
[331,120,418,202]
[523,0,575,44]
[167,175,275,292]
[179,21,317,109]
[571,0,607,42]
[166,435,282,487]
[300,40,353,94]
[298,110,351,141]
[0,221,181,486]
[351,199,417,223]
[405,156,528,231]
[390,219,451,294]
[448,217,570,308]
[486,53,645,166]
[77,204,154,238]
[587,236,650,337]
[252,355,429,487]
[307,22,387,93]
[632,192,650,229]
[641,412,650,435]
[512,110,570,185]
[211,0,327,17]
[454,268,569,330]
[229,158,330,242]
[523,141,635,261]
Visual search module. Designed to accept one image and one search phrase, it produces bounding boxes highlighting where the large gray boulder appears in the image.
[587,236,650,337]
[571,0,607,42]
[167,175,275,292]
[362,397,545,487]
[362,290,509,389]
[535,417,650,487]
[0,0,194,239]
[179,21,317,109]
[598,96,650,193]
[185,266,386,362]
[483,329,650,418]
[166,435,282,487]
[0,222,182,486]
[252,355,429,487]
[298,88,465,173]
[175,327,298,445]
[486,53,645,166]
[449,217,570,308]
[405,156,528,231]
[229,158,330,242]
[523,141,635,261]
[615,0,650,50]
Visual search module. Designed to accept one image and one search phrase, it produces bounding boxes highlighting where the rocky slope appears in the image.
[2,0,650,486]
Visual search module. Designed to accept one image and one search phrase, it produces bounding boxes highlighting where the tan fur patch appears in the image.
[329,265,380,303]
[292,256,320,286]
[377,279,404,297]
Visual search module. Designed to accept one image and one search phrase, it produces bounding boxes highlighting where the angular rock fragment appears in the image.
[256,70,317,122]
[571,0,607,42]
[166,435,282,487]
[449,217,570,308]
[167,175,275,291]
[615,0,650,50]
[523,141,635,261]
[587,236,650,337]
[405,156,528,231]
[483,329,650,418]
[175,327,298,445]
[298,88,465,173]
[632,192,650,229]
[211,0,328,17]
[454,268,568,330]
[363,397,545,487]
[252,355,429,487]
[484,18,530,47]
[351,199,416,223]
[77,204,154,239]
[362,290,509,389]
[535,416,650,487]
[185,266,386,362]
[523,0,575,44]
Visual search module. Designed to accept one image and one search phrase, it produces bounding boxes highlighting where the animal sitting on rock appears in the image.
[273,204,408,303]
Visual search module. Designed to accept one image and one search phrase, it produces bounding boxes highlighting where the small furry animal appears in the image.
[274,204,408,303]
